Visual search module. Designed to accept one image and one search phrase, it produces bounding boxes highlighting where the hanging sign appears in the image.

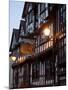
[19,43,35,55]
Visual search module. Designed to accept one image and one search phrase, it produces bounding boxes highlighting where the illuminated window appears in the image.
[50,40,53,46]
[46,42,48,49]
[49,41,51,47]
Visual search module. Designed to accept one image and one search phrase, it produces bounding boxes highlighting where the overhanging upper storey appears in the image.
[9,29,19,52]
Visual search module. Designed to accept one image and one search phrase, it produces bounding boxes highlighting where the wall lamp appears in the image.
[11,55,16,62]
[43,27,50,36]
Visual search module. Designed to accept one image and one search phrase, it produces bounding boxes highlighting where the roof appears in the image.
[22,2,28,18]
[9,29,19,52]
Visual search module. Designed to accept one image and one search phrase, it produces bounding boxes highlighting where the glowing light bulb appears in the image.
[11,56,16,61]
[43,28,50,36]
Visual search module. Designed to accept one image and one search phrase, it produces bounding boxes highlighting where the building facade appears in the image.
[10,2,66,89]
[9,28,19,88]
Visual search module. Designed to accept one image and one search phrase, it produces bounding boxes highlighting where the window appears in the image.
[45,59,54,81]
[32,63,40,81]
[49,41,51,47]
[37,47,39,53]
[40,10,48,24]
[36,40,38,47]
[50,39,53,46]
[46,9,48,17]
[40,33,46,44]
[41,45,43,52]
[42,45,44,51]
[50,5,53,11]
[44,43,46,50]
[28,10,33,25]
[46,60,50,80]
[43,44,45,50]
[28,3,32,12]
[46,42,48,49]
[58,36,66,64]
[63,11,66,24]
[63,45,66,57]
[59,5,66,32]
[20,26,24,36]
[40,46,41,52]
[38,36,40,46]
[14,68,18,87]
[40,3,48,13]
[40,3,48,24]
[28,27,33,33]
[35,48,37,54]
[40,3,45,13]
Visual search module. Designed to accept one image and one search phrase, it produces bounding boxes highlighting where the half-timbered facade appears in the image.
[10,2,66,89]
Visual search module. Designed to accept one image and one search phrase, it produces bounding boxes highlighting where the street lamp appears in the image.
[43,27,50,36]
[11,55,16,62]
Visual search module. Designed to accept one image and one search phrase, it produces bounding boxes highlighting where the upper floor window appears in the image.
[56,5,66,33]
[40,4,48,24]
[40,3,48,13]
[20,26,24,35]
[60,5,66,26]
[28,10,33,25]
[28,3,32,12]
[28,26,33,33]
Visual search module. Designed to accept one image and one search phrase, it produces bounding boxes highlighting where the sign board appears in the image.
[19,43,35,55]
